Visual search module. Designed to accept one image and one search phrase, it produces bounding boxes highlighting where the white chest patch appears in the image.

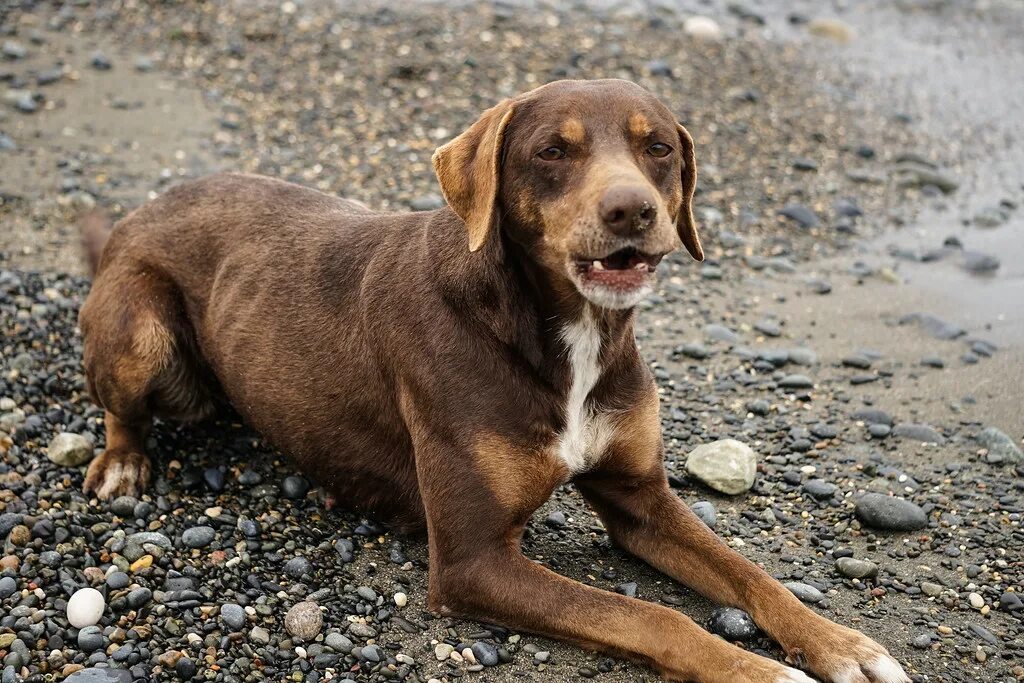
[556,309,616,473]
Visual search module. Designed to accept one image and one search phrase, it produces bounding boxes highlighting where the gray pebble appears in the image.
[707,607,757,641]
[90,51,113,70]
[892,423,944,444]
[803,479,837,499]
[856,493,927,531]
[836,557,879,579]
[77,626,105,653]
[777,203,819,228]
[221,603,246,631]
[325,632,353,652]
[249,626,270,645]
[976,427,1023,464]
[690,501,717,528]
[126,587,152,609]
[784,582,824,603]
[284,556,312,579]
[779,374,814,389]
[181,525,215,548]
[471,641,499,666]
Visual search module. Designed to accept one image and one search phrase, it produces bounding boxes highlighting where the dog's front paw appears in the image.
[667,644,816,683]
[83,449,151,500]
[791,620,910,683]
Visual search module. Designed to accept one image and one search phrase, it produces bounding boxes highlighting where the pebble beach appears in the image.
[2,1,1023,682]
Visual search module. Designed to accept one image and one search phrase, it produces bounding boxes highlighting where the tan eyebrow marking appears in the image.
[560,118,586,145]
[629,112,652,138]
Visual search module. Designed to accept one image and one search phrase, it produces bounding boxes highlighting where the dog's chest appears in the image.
[555,311,616,473]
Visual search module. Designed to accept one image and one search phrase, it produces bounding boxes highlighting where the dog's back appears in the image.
[79,173,458,522]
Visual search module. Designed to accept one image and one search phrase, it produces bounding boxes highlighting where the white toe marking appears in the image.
[97,462,124,499]
[776,667,816,683]
[832,666,859,683]
[865,655,910,683]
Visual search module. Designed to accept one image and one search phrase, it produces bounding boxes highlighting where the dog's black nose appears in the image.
[599,186,658,236]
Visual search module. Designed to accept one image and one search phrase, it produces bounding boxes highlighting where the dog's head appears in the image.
[433,78,702,310]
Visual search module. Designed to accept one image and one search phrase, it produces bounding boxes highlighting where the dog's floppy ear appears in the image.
[432,99,516,252]
[675,123,704,262]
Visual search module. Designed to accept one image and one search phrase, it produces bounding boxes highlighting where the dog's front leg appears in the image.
[411,430,813,683]
[576,468,911,683]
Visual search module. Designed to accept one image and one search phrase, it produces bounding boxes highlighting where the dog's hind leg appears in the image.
[84,411,152,500]
[79,265,210,499]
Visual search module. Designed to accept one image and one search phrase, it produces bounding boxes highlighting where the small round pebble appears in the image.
[181,525,215,548]
[284,556,312,579]
[281,475,310,499]
[284,601,322,641]
[67,587,105,628]
[471,641,499,666]
[707,607,757,641]
[855,493,928,531]
[77,626,104,652]
[836,557,879,579]
[221,603,246,630]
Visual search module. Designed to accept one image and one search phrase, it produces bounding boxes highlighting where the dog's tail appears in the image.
[80,209,114,276]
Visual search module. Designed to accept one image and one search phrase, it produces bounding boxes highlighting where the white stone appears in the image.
[393,592,407,608]
[807,18,854,44]
[684,16,723,41]
[434,643,454,660]
[67,587,105,628]
[969,593,985,609]
[685,439,757,495]
[46,432,94,467]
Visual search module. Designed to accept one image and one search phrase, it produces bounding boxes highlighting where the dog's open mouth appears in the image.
[573,247,663,289]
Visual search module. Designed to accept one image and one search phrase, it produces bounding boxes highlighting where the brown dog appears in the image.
[78,79,909,683]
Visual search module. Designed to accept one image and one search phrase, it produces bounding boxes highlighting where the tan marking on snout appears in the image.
[560,118,586,145]
[538,153,677,256]
[629,112,652,139]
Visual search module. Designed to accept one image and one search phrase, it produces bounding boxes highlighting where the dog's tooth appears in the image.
[633,261,647,271]
[592,260,605,271]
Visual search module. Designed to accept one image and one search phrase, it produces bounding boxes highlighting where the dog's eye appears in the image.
[646,143,672,158]
[537,146,566,161]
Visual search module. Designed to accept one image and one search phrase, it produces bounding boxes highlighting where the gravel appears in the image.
[0,2,1021,683]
